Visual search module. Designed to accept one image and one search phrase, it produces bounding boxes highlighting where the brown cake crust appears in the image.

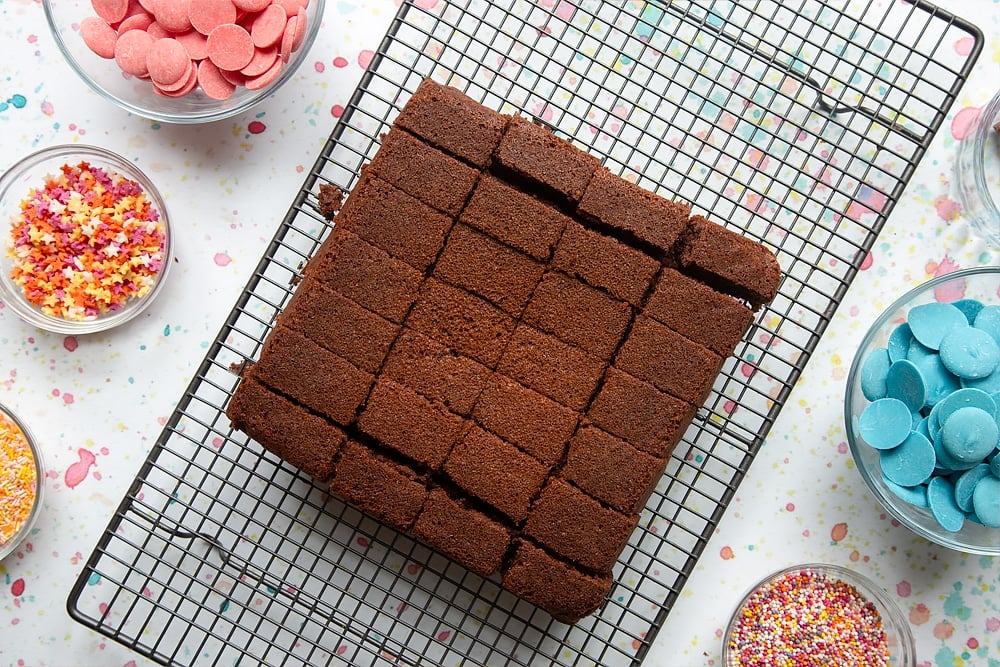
[678,215,781,310]
[330,439,429,530]
[394,78,506,168]
[368,126,479,217]
[498,325,605,410]
[551,220,659,305]
[226,375,345,483]
[588,367,697,458]
[305,227,422,324]
[406,278,516,367]
[577,167,691,255]
[645,268,754,357]
[434,223,544,317]
[472,373,578,466]
[523,478,638,573]
[522,271,632,360]
[357,378,467,471]
[502,540,612,623]
[443,425,548,523]
[494,114,600,203]
[460,174,571,261]
[381,328,490,416]
[249,325,372,427]
[283,280,398,374]
[411,488,511,577]
[335,169,453,271]
[616,315,724,405]
[562,424,666,514]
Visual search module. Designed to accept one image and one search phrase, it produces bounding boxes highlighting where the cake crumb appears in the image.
[317,183,344,219]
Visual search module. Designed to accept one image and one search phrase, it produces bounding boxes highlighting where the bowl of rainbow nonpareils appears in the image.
[723,564,915,667]
[0,144,172,334]
[43,0,324,124]
[846,266,1000,554]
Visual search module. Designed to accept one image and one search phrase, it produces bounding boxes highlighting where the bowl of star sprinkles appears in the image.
[0,144,171,334]
[723,564,915,667]
[0,403,43,561]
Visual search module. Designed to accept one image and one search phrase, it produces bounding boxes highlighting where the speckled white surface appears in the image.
[1,1,999,665]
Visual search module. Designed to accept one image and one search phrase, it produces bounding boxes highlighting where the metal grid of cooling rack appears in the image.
[68,1,981,665]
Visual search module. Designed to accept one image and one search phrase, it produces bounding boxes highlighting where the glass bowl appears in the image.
[723,564,915,667]
[845,267,1000,554]
[43,0,325,124]
[0,144,172,334]
[0,403,44,561]
[955,88,1000,246]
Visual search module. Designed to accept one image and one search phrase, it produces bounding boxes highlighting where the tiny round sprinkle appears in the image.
[727,568,890,667]
[0,413,38,546]
[6,160,166,321]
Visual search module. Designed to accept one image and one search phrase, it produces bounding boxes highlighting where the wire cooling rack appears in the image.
[68,1,981,665]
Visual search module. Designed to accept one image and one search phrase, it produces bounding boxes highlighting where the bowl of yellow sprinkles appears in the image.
[0,403,42,561]
[0,144,171,334]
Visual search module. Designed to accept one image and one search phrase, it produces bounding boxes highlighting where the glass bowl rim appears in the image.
[955,88,1000,246]
[0,401,44,562]
[0,143,173,334]
[41,0,327,124]
[844,266,1000,555]
[722,562,915,667]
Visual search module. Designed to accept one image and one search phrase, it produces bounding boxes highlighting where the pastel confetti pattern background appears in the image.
[0,0,999,665]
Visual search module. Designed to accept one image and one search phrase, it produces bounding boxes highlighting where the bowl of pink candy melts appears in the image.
[44,0,325,123]
[846,267,1000,555]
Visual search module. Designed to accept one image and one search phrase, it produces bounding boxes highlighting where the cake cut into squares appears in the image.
[357,377,467,471]
[497,324,605,410]
[615,315,724,405]
[523,478,638,573]
[588,367,697,458]
[502,540,613,624]
[561,424,666,515]
[283,280,398,374]
[434,223,544,317]
[249,325,372,427]
[522,271,632,360]
[367,126,479,217]
[228,78,783,624]
[305,227,423,324]
[330,439,429,530]
[225,376,345,483]
[394,78,507,168]
[335,169,453,271]
[645,268,754,357]
[577,166,691,256]
[443,425,548,523]
[678,215,782,310]
[406,278,516,367]
[551,220,659,305]
[460,174,571,261]
[472,373,578,466]
[494,114,600,203]
[381,328,491,416]
[411,488,512,578]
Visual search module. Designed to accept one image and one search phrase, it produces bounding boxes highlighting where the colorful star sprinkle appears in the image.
[0,412,37,547]
[727,568,890,667]
[6,160,166,321]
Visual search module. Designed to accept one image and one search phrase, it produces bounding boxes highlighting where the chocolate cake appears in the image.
[226,78,781,624]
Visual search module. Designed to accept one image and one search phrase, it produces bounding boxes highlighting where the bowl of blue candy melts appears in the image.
[846,267,1000,555]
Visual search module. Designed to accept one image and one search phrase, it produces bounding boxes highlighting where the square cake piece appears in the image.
[393,78,507,168]
[228,78,781,624]
[434,223,544,317]
[305,227,422,324]
[226,376,345,483]
[330,439,429,531]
